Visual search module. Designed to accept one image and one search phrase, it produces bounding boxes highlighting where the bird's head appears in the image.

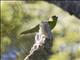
[52,16,58,21]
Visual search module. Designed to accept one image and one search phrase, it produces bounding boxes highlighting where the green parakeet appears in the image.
[20,16,58,34]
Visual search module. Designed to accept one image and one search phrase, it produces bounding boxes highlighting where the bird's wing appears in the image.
[48,16,58,30]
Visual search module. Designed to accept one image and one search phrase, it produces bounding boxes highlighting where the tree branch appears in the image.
[24,21,53,60]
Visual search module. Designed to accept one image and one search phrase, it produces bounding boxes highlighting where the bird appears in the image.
[20,16,58,34]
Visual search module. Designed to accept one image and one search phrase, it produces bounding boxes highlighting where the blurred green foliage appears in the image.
[1,1,80,60]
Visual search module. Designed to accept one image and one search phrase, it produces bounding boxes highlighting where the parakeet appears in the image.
[20,16,58,34]
[24,16,58,60]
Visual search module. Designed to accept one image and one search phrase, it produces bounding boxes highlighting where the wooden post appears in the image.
[24,21,53,60]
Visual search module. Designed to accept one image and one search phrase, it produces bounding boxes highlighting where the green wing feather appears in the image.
[48,16,58,30]
[21,16,58,34]
[20,25,39,34]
